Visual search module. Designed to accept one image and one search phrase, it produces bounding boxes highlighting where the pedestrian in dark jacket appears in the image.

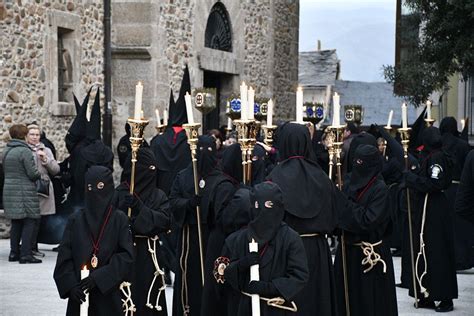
[3,124,41,263]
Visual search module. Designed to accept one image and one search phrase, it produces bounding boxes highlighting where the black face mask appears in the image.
[121,148,157,199]
[248,182,285,244]
[196,135,218,176]
[276,123,312,161]
[252,144,266,185]
[84,166,115,239]
[349,144,383,191]
[422,126,442,152]
[439,117,458,136]
[221,143,243,184]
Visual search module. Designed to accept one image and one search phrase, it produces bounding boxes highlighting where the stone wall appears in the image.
[0,0,104,162]
[272,0,299,121]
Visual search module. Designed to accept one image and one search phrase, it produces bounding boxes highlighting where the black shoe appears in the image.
[8,253,19,262]
[32,250,45,257]
[416,299,436,309]
[19,255,42,264]
[436,300,454,312]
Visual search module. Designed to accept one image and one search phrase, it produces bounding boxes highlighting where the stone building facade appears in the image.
[0,0,300,160]
[111,0,300,143]
[0,0,105,161]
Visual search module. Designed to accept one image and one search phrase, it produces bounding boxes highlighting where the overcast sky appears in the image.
[299,0,396,82]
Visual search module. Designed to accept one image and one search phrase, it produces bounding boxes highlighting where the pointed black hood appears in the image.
[86,88,101,141]
[66,86,93,153]
[169,65,191,126]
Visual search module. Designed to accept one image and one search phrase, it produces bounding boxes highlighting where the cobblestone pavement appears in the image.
[0,240,472,315]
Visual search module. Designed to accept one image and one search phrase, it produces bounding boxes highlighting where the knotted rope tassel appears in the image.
[354,240,387,273]
[145,236,166,311]
[415,193,430,298]
[120,282,136,316]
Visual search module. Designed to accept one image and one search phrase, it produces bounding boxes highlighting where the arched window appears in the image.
[205,2,232,52]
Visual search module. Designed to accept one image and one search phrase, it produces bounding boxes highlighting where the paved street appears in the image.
[0,240,472,315]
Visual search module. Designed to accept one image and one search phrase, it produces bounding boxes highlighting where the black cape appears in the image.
[222,223,309,316]
[53,210,134,316]
[267,123,338,316]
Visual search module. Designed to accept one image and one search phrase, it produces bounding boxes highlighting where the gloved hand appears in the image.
[188,195,201,208]
[238,252,260,270]
[79,276,96,292]
[121,193,141,210]
[69,285,86,303]
[246,280,279,297]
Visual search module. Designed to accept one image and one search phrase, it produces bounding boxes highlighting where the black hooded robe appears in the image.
[221,182,309,316]
[54,211,133,315]
[404,129,458,301]
[455,150,474,225]
[440,118,473,270]
[114,148,172,315]
[267,123,338,316]
[335,173,397,316]
[222,224,309,316]
[170,165,209,316]
[53,167,134,316]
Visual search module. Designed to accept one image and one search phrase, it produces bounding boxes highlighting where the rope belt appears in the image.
[241,291,298,312]
[452,180,460,184]
[120,282,136,316]
[179,225,191,315]
[299,233,320,238]
[415,193,430,298]
[352,240,387,273]
[145,236,166,311]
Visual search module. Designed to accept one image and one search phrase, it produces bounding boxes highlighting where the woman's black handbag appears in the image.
[36,178,50,197]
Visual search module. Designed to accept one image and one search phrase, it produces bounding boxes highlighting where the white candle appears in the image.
[296,87,303,123]
[227,117,232,130]
[248,87,255,120]
[267,99,274,126]
[80,266,89,316]
[184,92,194,124]
[134,81,143,120]
[155,109,161,125]
[332,92,340,126]
[386,110,393,128]
[163,109,169,126]
[249,239,260,316]
[426,100,432,120]
[402,103,408,129]
[240,82,248,121]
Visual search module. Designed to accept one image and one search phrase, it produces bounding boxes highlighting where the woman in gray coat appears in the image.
[27,124,60,257]
[3,124,41,263]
